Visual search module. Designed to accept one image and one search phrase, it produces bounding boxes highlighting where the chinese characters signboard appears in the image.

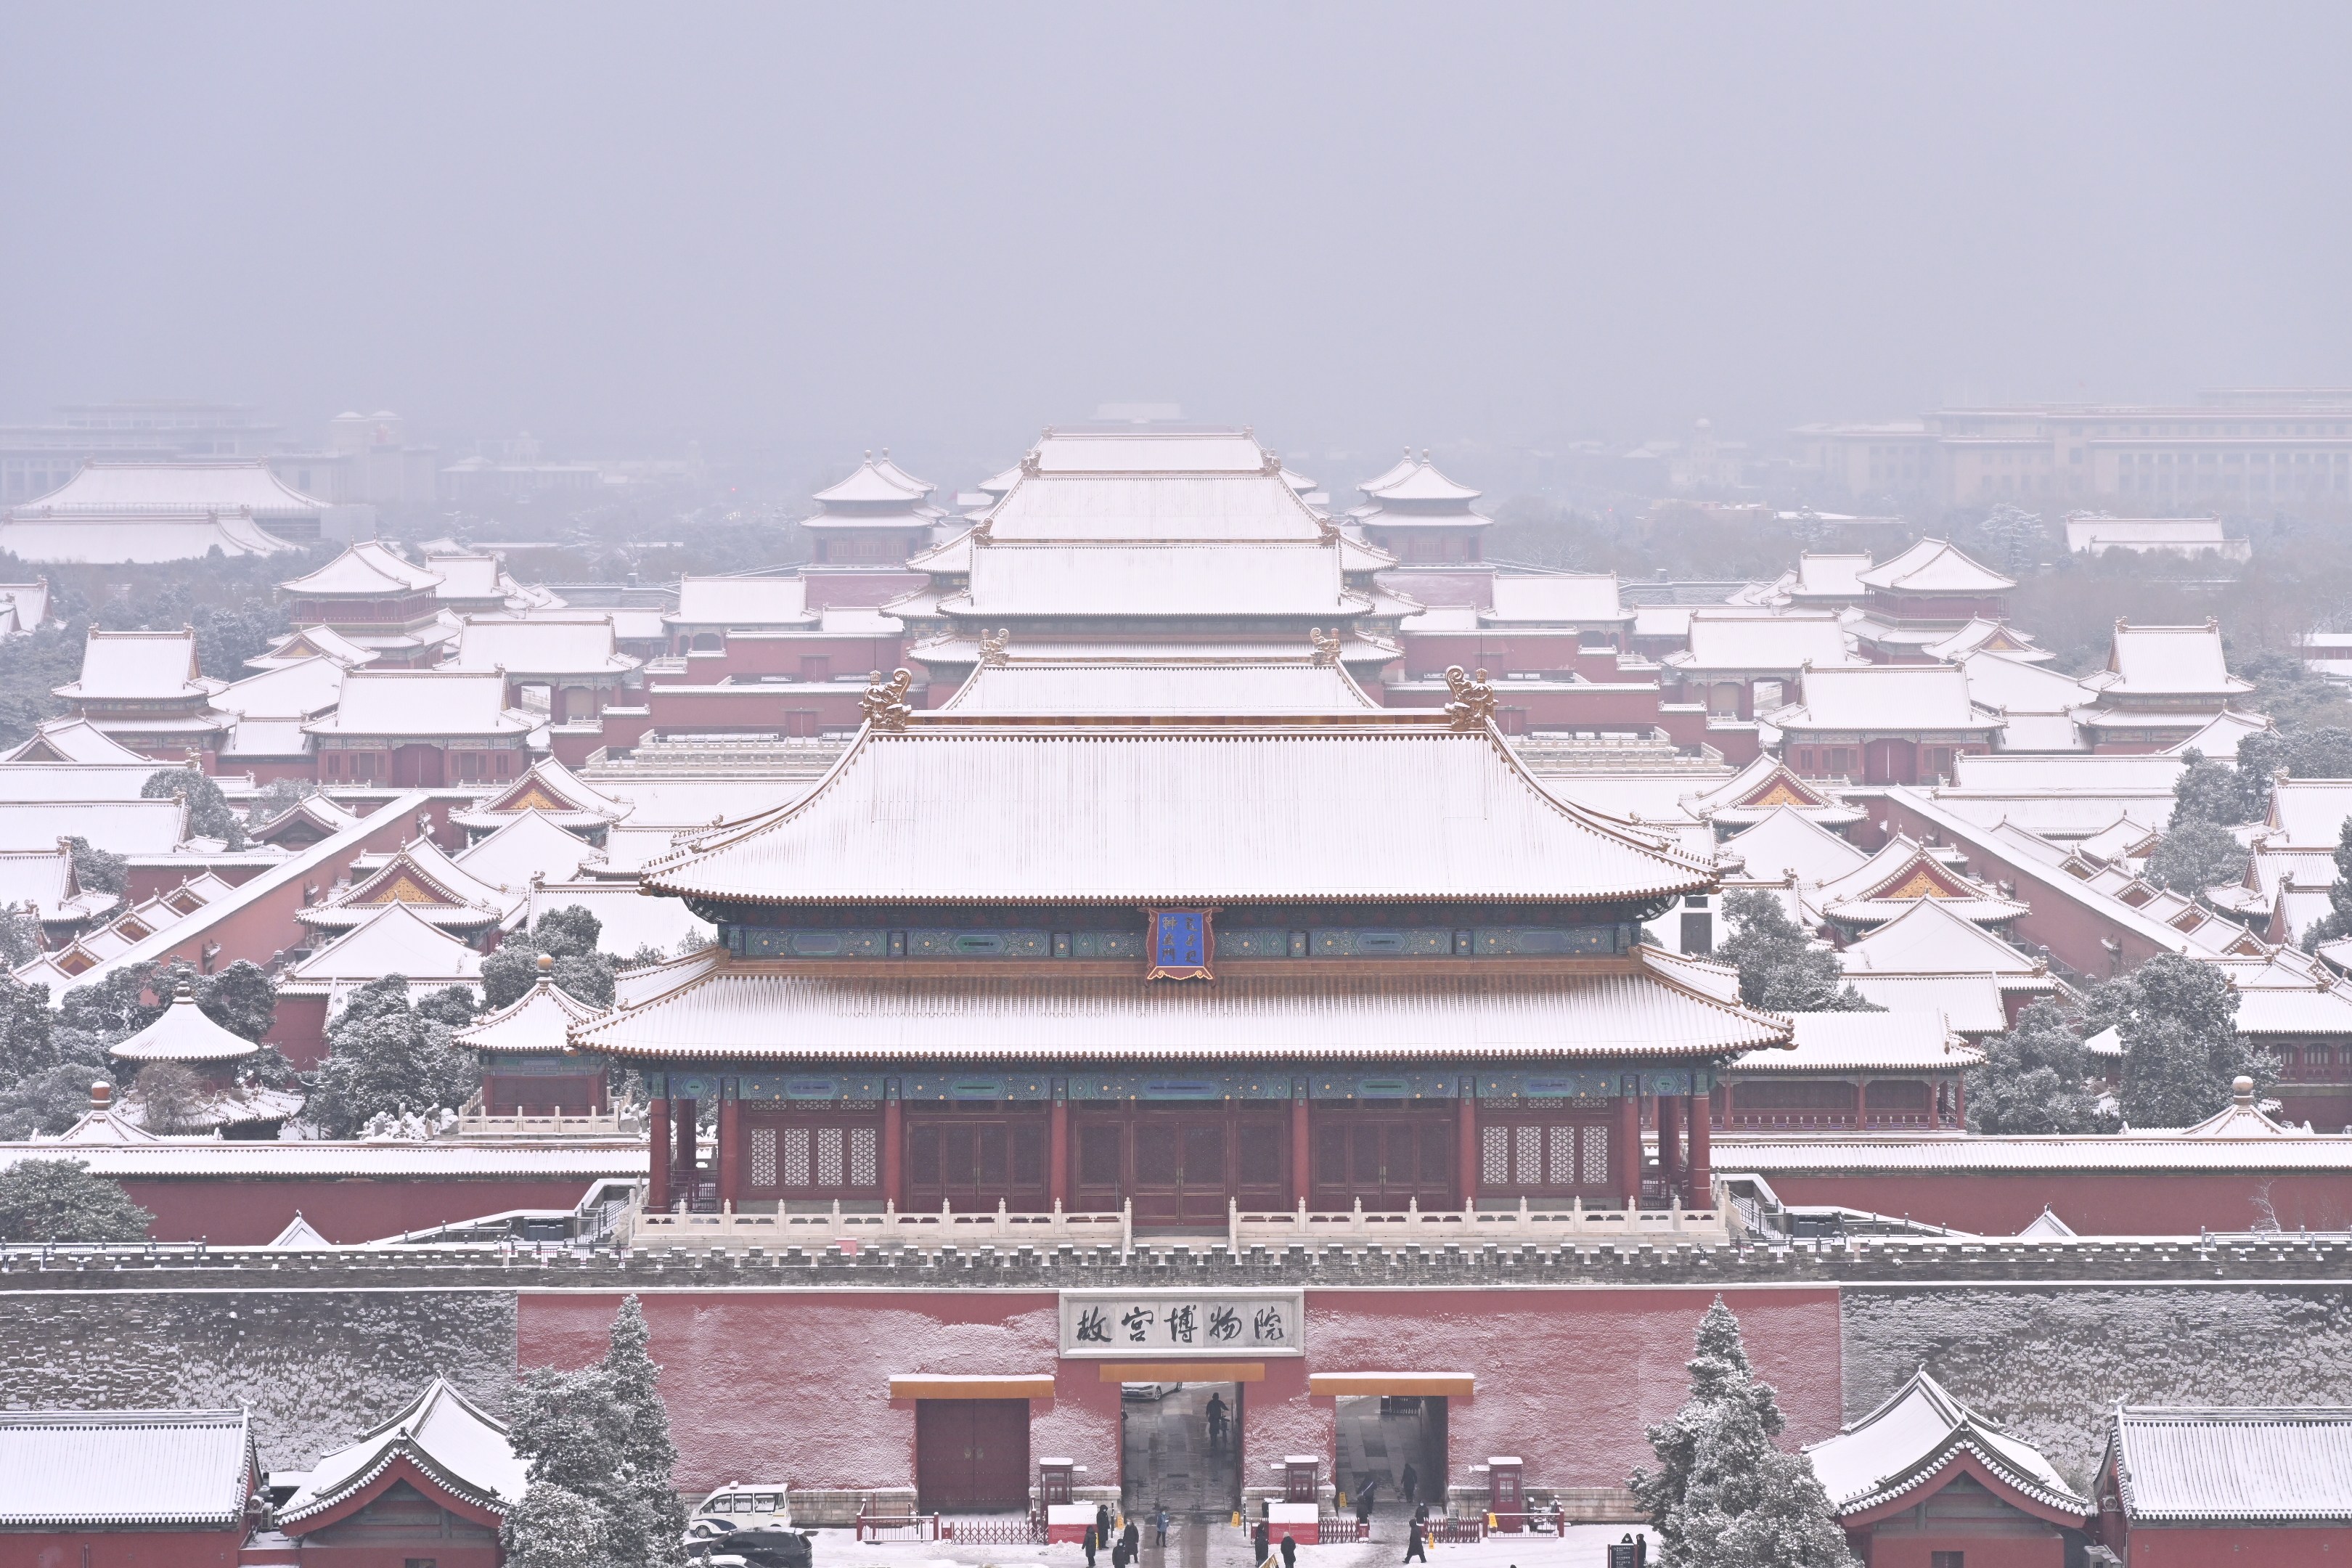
[1146,910,1215,982]
[1058,1289,1302,1357]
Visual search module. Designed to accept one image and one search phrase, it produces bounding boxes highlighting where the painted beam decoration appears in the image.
[1060,1288,1303,1357]
[1147,908,1216,981]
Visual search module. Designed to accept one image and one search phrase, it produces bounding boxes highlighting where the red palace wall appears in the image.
[515,1286,1842,1498]
[117,1175,606,1245]
[2115,1524,2352,1566]
[0,1528,245,1567]
[1755,1171,2352,1236]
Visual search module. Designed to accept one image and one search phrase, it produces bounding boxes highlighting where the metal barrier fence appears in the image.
[941,1514,1046,1544]
[854,1513,939,1543]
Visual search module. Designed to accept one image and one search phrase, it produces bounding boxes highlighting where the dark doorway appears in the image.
[915,1399,1029,1511]
[1071,1107,1286,1226]
[1334,1396,1447,1516]
[1311,1108,1454,1211]
[391,743,444,787]
[1121,1383,1241,1514]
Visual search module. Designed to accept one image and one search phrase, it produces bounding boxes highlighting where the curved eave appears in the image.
[277,1442,510,1535]
[1836,1438,2094,1529]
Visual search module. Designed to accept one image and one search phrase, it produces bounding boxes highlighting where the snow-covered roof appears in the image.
[576,943,1790,1063]
[1361,452,1480,503]
[109,984,260,1064]
[266,1211,336,1249]
[277,1379,526,1530]
[1773,665,1997,733]
[2165,709,2271,758]
[0,798,187,854]
[457,957,608,1055]
[1031,428,1270,475]
[955,542,1356,618]
[1744,1011,1980,1073]
[301,836,516,931]
[1787,553,1873,601]
[250,624,381,670]
[285,901,487,984]
[1815,836,2026,926]
[1839,897,2050,981]
[2266,780,2352,849]
[2065,515,2234,550]
[449,809,594,890]
[213,656,346,720]
[0,1410,255,1529]
[303,670,532,738]
[55,629,210,703]
[1805,1368,2088,1522]
[2088,621,2255,700]
[1855,538,2015,595]
[1,716,154,764]
[17,460,324,517]
[0,763,160,802]
[1838,973,2012,1033]
[1958,648,2094,714]
[279,540,442,597]
[448,755,630,830]
[0,514,295,563]
[669,575,814,628]
[1720,805,1871,885]
[445,615,638,677]
[938,659,1379,716]
[2107,1407,2352,1523]
[1675,612,1858,672]
[641,716,1715,907]
[525,879,715,957]
[1483,573,1630,626]
[0,844,113,923]
[1924,618,2049,663]
[978,473,1328,544]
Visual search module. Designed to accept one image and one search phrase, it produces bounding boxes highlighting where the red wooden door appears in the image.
[915,1400,1030,1511]
[1312,1114,1454,1211]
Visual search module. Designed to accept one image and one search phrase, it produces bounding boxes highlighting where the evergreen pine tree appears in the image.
[601,1296,687,1566]
[1718,892,1879,1013]
[2089,954,2272,1127]
[504,1295,682,1568]
[2300,818,2352,949]
[1966,1000,2110,1134]
[1633,1297,1853,1568]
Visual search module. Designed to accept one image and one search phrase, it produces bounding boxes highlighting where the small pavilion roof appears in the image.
[1362,453,1482,505]
[279,540,443,597]
[277,1379,525,1533]
[457,956,606,1055]
[54,629,213,703]
[303,670,532,738]
[450,755,630,830]
[1855,538,2016,595]
[1839,898,2051,987]
[0,1409,256,1530]
[1805,1368,2088,1523]
[814,451,933,505]
[248,624,382,670]
[1684,758,1865,829]
[109,984,260,1064]
[641,714,1715,907]
[2106,1405,2352,1523]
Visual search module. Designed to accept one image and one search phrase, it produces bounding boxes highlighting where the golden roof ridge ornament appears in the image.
[1443,665,1497,731]
[979,628,1011,668]
[861,668,914,731]
[1309,627,1342,669]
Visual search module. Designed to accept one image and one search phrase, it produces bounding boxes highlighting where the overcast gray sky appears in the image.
[4,4,2348,470]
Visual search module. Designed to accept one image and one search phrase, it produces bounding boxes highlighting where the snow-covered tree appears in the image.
[2144,818,2250,896]
[301,975,480,1137]
[1631,1297,1853,1568]
[1977,502,2048,574]
[2300,819,2352,950]
[1718,891,1878,1013]
[143,767,248,851]
[1967,1000,2111,1135]
[0,1157,152,1241]
[2088,955,2272,1127]
[505,1296,685,1568]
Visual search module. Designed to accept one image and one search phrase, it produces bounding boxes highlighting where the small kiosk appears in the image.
[1267,1455,1322,1545]
[1483,1456,1524,1531]
[1040,1458,1093,1543]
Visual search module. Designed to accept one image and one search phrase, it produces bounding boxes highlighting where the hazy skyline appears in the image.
[4,3,2349,472]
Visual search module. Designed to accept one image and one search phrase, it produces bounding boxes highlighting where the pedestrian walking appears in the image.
[1404,1515,1428,1564]
[1083,1524,1098,1568]
[1253,1517,1271,1564]
[1281,1530,1298,1568]
[1122,1519,1140,1561]
[1152,1506,1169,1548]
[1098,1503,1115,1545]
[1112,1540,1130,1568]
[1400,1463,1418,1511]
[1355,1479,1379,1524]
[1206,1391,1229,1453]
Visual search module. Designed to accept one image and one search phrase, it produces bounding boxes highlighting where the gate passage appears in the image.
[1121,1382,1241,1514]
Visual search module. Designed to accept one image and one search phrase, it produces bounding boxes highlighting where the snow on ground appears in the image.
[810,1521,1656,1568]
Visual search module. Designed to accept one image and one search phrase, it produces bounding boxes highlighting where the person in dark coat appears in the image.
[1400,1463,1419,1511]
[1098,1504,1115,1545]
[1152,1506,1169,1548]
[1280,1531,1298,1568]
[1253,1518,1271,1564]
[1355,1479,1379,1524]
[1404,1514,1428,1564]
[1083,1524,1098,1567]
[1122,1519,1140,1561]
[1112,1540,1130,1568]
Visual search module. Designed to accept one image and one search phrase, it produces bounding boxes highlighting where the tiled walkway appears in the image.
[1119,1383,1241,1514]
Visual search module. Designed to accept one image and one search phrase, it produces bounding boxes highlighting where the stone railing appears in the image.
[454,1102,637,1140]
[1228,1188,1729,1249]
[624,1197,1133,1250]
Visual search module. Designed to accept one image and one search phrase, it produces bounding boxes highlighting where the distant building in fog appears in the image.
[1796,388,2352,507]
[0,401,281,503]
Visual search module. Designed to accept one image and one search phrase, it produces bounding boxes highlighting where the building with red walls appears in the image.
[304,671,534,789]
[1847,539,2016,663]
[0,1408,262,1568]
[52,628,235,762]
[271,1379,523,1567]
[1773,665,2001,785]
[1807,1368,2094,1567]
[276,542,454,669]
[2095,1405,2352,1566]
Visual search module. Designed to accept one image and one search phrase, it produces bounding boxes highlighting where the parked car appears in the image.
[684,1485,811,1568]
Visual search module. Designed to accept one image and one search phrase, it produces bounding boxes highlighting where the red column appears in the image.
[1456,1093,1479,1207]
[1290,1092,1310,1208]
[1951,1073,1966,1130]
[1657,1093,1683,1200]
[674,1098,698,1205]
[1854,1079,1869,1132]
[717,1094,741,1210]
[1685,1090,1711,1206]
[885,1094,907,1209]
[1616,1092,1642,1207]
[648,1097,671,1214]
[1048,1092,1069,1211]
